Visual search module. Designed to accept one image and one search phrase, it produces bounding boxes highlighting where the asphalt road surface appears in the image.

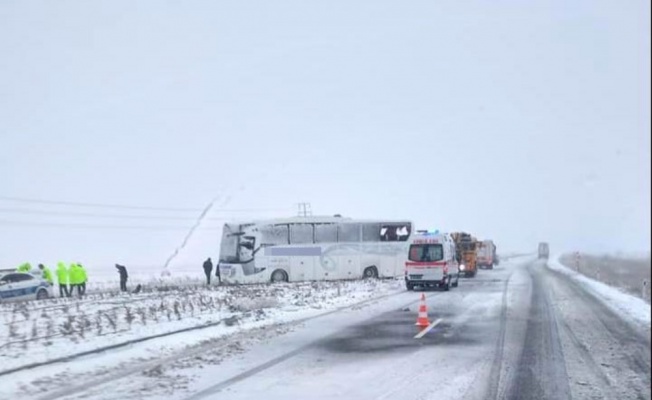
[181,258,651,400]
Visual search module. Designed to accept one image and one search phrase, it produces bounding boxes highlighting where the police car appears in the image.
[0,271,53,302]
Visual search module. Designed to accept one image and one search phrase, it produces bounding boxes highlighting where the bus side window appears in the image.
[260,224,289,245]
[338,224,361,242]
[397,223,411,241]
[362,223,381,242]
[380,223,411,242]
[314,224,337,243]
[380,225,397,241]
[289,224,313,244]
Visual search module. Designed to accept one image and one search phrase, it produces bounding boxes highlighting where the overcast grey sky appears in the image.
[1,0,650,270]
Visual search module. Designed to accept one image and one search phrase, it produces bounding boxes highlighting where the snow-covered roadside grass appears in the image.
[0,278,404,375]
[548,255,651,330]
[558,252,651,302]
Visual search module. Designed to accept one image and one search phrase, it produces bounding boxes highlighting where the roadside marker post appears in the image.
[643,280,648,301]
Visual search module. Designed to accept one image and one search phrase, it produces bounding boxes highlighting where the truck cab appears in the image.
[538,242,550,259]
[405,232,459,291]
[477,240,497,269]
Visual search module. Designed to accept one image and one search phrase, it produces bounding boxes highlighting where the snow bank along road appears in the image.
[5,257,651,400]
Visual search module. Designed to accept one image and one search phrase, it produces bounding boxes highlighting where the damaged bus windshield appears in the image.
[219,223,241,263]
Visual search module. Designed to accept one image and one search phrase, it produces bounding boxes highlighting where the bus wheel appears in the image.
[271,269,288,283]
[363,266,378,279]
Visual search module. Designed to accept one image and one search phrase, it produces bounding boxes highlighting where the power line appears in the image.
[0,219,223,231]
[0,208,284,220]
[0,195,287,213]
[0,208,199,220]
[0,196,202,212]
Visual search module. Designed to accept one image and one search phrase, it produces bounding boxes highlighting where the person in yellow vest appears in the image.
[17,262,32,273]
[56,262,69,297]
[38,264,53,285]
[78,263,87,296]
[69,263,81,296]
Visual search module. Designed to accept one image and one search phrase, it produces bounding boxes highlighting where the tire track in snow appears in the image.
[182,293,436,400]
[485,275,511,400]
[546,265,651,400]
[507,263,571,400]
[32,288,408,400]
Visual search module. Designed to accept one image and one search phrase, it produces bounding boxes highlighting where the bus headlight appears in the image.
[460,264,466,271]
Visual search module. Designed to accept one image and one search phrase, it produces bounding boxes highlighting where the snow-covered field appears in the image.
[0,276,404,378]
[558,252,651,302]
[548,255,651,331]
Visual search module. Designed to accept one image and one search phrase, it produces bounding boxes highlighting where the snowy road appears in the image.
[8,257,651,400]
[178,258,650,400]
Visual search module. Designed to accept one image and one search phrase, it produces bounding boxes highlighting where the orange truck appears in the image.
[451,232,480,277]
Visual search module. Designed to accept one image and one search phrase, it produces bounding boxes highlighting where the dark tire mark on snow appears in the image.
[508,264,572,400]
[317,310,473,355]
[486,277,510,400]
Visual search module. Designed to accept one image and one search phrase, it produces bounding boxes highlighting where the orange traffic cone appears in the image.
[415,293,430,327]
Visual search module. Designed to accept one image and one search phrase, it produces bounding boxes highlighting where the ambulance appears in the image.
[404,231,460,291]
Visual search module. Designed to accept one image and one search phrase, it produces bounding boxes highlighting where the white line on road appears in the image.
[414,318,443,339]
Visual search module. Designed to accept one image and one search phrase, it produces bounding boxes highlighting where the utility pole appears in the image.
[297,202,312,217]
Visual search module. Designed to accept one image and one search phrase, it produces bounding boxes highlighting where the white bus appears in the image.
[217,216,413,284]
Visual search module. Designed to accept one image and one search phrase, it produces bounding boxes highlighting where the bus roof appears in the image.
[224,216,413,226]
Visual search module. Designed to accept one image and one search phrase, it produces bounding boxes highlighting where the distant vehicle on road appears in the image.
[477,240,497,269]
[218,216,413,284]
[451,232,481,277]
[0,272,52,302]
[404,232,460,291]
[538,242,550,259]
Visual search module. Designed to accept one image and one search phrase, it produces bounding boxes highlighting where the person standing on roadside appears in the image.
[56,262,69,297]
[116,264,128,292]
[215,262,221,285]
[17,262,32,273]
[69,263,81,296]
[38,264,53,285]
[78,263,87,296]
[203,257,213,285]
